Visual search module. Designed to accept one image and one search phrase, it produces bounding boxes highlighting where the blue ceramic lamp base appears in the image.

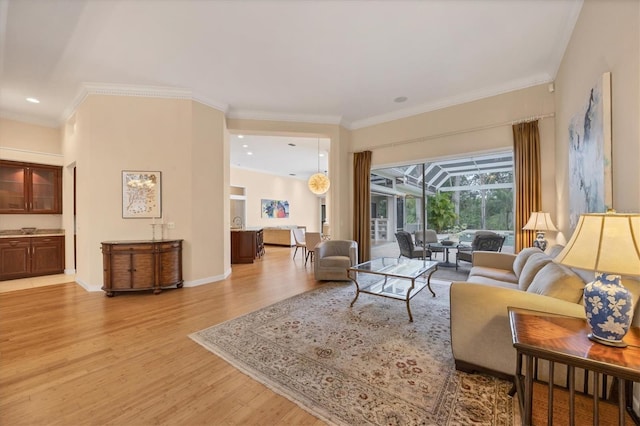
[583,272,633,348]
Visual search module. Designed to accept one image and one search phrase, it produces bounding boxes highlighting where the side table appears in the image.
[508,307,640,425]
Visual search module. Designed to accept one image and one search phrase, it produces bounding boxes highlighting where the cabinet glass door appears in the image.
[0,163,26,212]
[31,167,57,212]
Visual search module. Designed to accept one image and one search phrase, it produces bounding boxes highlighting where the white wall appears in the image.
[230,167,322,231]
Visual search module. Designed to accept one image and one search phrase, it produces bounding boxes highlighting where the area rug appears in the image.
[190,280,518,425]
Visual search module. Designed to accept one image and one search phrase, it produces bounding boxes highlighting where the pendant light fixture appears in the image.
[308,138,330,195]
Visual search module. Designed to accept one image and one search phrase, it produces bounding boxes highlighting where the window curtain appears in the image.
[353,151,372,262]
[513,120,541,252]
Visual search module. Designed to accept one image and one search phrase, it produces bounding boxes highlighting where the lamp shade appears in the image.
[522,212,558,231]
[308,173,330,195]
[554,212,640,276]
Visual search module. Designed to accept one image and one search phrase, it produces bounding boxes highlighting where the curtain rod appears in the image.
[350,112,555,153]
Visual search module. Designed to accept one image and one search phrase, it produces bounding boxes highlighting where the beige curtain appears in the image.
[513,121,541,253]
[353,151,372,262]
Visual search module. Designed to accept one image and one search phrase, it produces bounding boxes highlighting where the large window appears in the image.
[370,151,514,253]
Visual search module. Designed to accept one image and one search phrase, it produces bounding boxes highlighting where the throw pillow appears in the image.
[513,247,544,278]
[517,252,552,291]
[526,262,585,303]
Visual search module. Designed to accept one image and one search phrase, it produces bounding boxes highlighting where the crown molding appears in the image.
[348,75,554,130]
[227,108,343,126]
[60,82,229,124]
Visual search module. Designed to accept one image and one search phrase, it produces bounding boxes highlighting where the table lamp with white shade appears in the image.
[554,211,640,347]
[522,211,558,251]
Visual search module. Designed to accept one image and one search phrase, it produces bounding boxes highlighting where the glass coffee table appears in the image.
[347,257,439,322]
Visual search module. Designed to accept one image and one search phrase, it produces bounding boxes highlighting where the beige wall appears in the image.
[226,119,352,239]
[554,0,640,242]
[0,118,64,235]
[230,167,322,231]
[63,95,229,291]
[350,84,557,244]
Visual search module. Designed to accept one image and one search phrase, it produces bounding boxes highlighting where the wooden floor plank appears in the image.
[0,245,632,425]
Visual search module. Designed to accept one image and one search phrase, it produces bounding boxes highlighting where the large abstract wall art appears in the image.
[568,72,612,230]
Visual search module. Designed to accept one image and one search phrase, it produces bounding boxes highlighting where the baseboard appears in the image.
[183,268,231,287]
[64,268,76,275]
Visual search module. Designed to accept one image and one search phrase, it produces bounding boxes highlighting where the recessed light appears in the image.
[394,96,408,103]
[26,97,40,104]
[319,153,325,157]
[242,144,248,148]
[238,135,244,139]
[247,152,253,156]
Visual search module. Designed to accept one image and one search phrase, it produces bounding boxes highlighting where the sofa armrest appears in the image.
[449,282,585,376]
[471,251,516,271]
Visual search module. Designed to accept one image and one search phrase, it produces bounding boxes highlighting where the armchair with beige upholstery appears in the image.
[314,240,358,281]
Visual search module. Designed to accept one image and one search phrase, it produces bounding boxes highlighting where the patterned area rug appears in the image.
[190,280,518,425]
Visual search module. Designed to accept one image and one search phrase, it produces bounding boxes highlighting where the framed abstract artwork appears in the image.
[568,72,612,229]
[261,199,289,218]
[122,170,162,218]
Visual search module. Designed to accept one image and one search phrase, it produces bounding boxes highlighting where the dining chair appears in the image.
[304,232,323,265]
[292,227,307,259]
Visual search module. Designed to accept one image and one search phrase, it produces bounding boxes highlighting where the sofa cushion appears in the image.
[513,247,543,278]
[469,266,517,284]
[466,275,520,289]
[319,255,351,268]
[526,262,585,303]
[518,252,553,291]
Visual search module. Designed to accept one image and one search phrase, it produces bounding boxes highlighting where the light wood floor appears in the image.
[0,246,631,425]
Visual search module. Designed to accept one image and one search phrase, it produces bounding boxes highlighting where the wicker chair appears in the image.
[395,231,432,260]
[456,231,505,269]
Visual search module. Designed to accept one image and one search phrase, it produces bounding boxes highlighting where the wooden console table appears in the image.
[508,307,640,425]
[101,240,183,296]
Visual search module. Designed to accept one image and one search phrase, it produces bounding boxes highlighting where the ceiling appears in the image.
[0,0,583,177]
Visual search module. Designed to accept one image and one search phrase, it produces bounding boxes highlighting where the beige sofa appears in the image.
[450,246,640,380]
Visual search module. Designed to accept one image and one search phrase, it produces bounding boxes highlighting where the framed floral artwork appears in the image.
[122,170,162,218]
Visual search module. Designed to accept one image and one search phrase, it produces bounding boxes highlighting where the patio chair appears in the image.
[395,231,432,260]
[415,229,443,259]
[456,231,505,269]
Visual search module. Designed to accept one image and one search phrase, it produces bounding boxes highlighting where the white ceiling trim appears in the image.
[546,0,584,79]
[349,74,553,130]
[227,108,343,126]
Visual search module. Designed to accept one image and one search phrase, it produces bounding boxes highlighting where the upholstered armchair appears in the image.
[395,231,431,260]
[456,231,505,269]
[314,240,358,281]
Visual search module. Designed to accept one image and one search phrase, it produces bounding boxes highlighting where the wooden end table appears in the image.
[508,307,640,425]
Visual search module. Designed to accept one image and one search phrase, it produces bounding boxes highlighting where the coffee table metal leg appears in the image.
[405,279,415,322]
[349,272,360,307]
[425,267,437,297]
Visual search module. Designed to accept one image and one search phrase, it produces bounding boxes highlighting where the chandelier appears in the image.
[308,139,330,195]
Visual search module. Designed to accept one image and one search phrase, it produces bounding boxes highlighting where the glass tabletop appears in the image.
[349,257,439,279]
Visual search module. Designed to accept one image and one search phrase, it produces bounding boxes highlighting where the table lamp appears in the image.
[554,211,640,347]
[522,212,558,251]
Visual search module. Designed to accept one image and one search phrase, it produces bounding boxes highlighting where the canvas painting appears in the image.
[261,199,289,218]
[568,72,612,229]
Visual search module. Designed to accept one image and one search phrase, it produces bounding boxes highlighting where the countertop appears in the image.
[0,229,65,239]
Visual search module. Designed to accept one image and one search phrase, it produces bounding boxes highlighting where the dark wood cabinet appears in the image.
[0,160,62,214]
[231,229,263,264]
[0,236,65,280]
[101,240,183,296]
